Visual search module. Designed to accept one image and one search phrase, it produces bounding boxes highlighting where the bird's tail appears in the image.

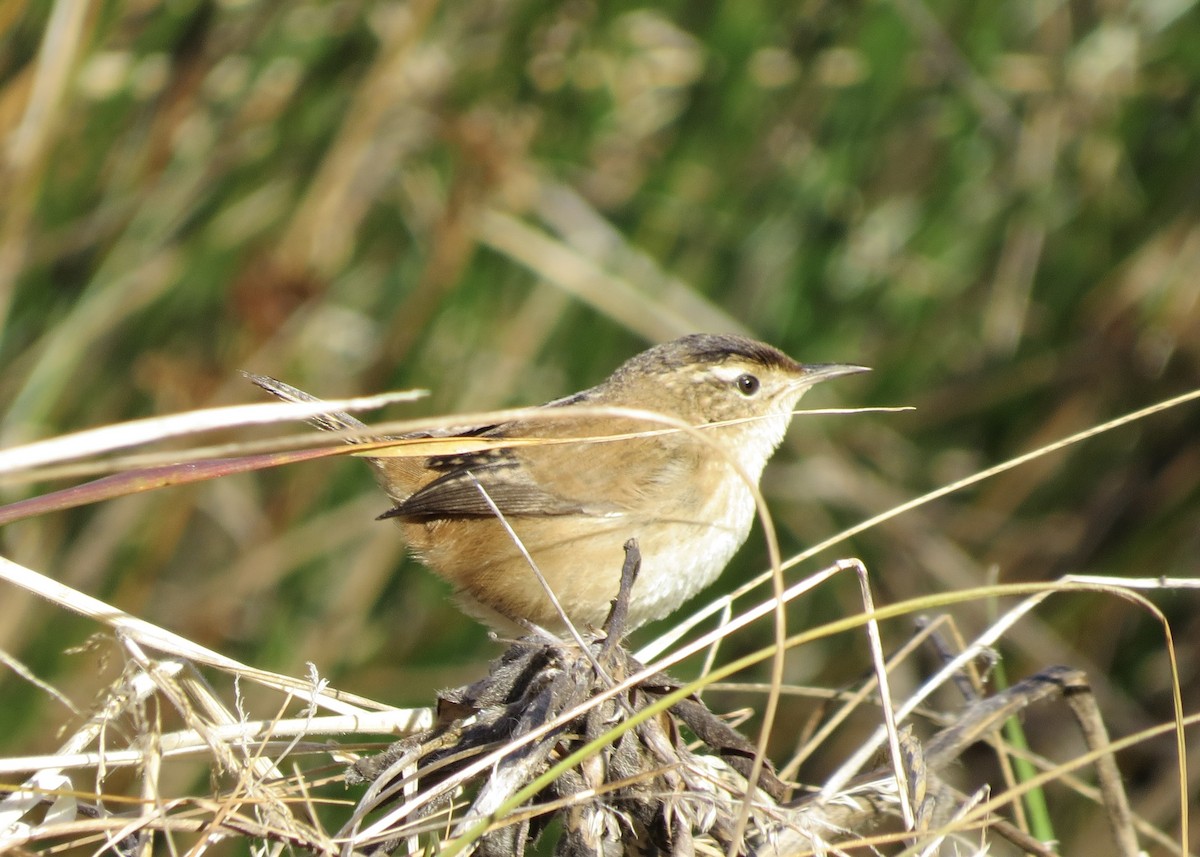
[241,371,371,438]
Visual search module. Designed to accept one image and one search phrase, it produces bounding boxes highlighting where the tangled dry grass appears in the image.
[1,520,1188,855]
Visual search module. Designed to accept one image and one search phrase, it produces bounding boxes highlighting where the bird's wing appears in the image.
[379,404,693,521]
[379,447,589,520]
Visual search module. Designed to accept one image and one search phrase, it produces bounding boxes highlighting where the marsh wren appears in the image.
[253,334,865,634]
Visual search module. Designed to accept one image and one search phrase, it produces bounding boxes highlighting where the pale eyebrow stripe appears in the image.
[708,364,750,382]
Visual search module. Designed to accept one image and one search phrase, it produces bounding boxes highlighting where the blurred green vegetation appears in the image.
[2,0,1198,852]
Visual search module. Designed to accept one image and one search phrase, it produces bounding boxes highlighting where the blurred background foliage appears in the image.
[1,0,1198,851]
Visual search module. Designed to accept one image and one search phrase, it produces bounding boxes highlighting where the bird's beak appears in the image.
[796,363,871,388]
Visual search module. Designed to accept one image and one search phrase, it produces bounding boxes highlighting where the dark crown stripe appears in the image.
[620,333,798,375]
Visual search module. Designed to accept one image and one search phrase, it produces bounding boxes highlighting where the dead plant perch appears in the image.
[336,545,1140,856]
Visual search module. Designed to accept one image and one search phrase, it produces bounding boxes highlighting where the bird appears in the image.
[250,334,866,635]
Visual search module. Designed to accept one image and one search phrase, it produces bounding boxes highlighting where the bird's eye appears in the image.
[735,373,760,396]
